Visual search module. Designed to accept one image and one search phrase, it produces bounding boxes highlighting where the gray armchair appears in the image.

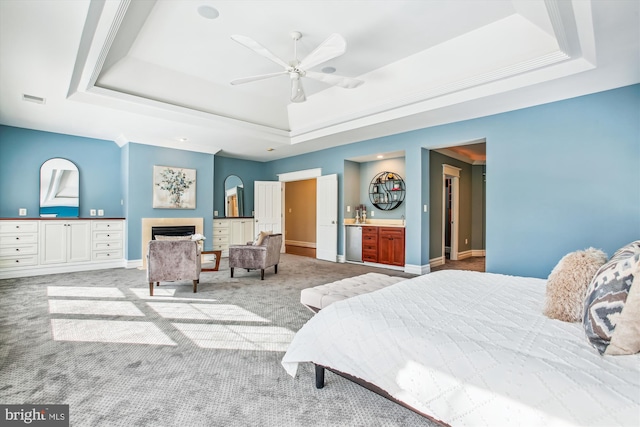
[147,240,201,296]
[229,233,282,280]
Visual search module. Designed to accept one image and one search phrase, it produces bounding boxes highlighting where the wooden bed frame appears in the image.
[314,364,450,426]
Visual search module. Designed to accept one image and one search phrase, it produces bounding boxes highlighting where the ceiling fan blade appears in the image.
[230,71,287,85]
[290,75,306,103]
[231,35,289,69]
[304,71,364,89]
[298,33,346,70]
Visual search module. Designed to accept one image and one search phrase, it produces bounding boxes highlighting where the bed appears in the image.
[281,270,640,426]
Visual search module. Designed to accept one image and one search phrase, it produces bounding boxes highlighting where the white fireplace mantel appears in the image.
[141,217,204,269]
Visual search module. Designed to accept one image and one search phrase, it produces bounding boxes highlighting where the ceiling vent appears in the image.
[22,94,46,104]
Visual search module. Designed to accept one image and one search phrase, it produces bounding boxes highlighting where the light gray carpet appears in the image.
[0,255,439,427]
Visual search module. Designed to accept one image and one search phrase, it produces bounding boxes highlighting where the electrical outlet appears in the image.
[465,238,468,244]
[97,209,104,216]
[424,204,428,212]
[18,208,27,216]
[90,209,96,216]
[370,211,374,217]
[347,206,351,212]
[214,210,218,217]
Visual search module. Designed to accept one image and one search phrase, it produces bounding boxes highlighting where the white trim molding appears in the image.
[277,168,321,182]
[405,263,431,275]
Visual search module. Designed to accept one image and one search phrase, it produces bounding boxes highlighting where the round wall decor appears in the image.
[369,171,405,210]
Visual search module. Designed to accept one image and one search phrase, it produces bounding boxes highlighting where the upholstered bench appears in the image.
[301,272,406,312]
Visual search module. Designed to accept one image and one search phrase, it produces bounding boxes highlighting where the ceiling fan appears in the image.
[230,31,364,103]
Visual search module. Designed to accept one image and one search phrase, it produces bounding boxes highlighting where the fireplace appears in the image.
[151,225,196,240]
[141,218,204,269]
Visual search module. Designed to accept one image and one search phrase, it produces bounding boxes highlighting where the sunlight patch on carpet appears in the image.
[173,323,295,351]
[130,288,218,302]
[49,300,145,316]
[47,286,125,298]
[50,319,176,346]
[147,303,269,322]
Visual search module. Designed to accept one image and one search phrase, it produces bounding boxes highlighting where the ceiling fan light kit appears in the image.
[230,31,364,103]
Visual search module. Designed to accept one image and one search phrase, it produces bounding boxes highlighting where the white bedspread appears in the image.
[282,270,640,427]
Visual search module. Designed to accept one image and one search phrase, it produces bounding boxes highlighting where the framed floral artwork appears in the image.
[153,165,196,209]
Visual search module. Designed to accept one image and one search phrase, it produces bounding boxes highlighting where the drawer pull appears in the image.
[15,237,19,240]
[15,260,19,263]
[15,248,19,252]
[16,225,20,229]
[107,234,110,237]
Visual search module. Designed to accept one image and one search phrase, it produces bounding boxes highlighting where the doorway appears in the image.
[429,141,486,272]
[284,179,317,258]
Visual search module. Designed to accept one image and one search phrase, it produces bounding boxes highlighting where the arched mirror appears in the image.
[224,175,244,217]
[40,158,79,217]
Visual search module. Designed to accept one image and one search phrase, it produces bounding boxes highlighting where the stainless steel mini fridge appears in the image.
[346,226,363,262]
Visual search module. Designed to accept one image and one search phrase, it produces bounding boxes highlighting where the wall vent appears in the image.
[22,94,46,104]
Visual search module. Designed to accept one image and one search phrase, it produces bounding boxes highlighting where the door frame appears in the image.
[442,164,461,262]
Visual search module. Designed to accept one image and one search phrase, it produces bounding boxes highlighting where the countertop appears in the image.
[343,219,405,228]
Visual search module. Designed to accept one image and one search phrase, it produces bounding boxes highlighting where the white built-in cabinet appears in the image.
[213,218,254,256]
[40,220,91,264]
[0,219,125,279]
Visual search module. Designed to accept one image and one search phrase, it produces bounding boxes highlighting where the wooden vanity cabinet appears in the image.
[378,227,405,266]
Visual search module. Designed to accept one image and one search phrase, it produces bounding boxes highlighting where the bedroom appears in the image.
[1,0,639,426]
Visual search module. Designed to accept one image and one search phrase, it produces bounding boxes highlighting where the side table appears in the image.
[201,250,222,272]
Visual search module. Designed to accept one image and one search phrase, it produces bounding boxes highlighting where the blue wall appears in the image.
[265,85,640,277]
[213,156,268,217]
[124,143,214,258]
[1,84,638,278]
[0,126,122,218]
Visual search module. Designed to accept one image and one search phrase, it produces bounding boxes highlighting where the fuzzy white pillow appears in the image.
[543,247,607,322]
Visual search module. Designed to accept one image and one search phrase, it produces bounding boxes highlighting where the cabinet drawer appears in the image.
[213,228,229,236]
[0,255,38,267]
[92,221,123,231]
[212,235,229,245]
[212,244,226,251]
[93,231,123,241]
[92,241,122,251]
[0,233,38,245]
[92,250,123,261]
[363,251,378,262]
[213,220,229,229]
[0,222,38,234]
[0,243,38,256]
[379,228,405,238]
[362,226,378,236]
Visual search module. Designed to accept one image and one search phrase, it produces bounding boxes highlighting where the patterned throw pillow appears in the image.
[543,248,608,322]
[253,230,272,246]
[583,240,640,355]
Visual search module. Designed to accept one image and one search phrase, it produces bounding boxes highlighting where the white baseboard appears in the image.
[457,250,473,260]
[471,249,486,257]
[0,259,127,280]
[127,259,143,269]
[405,263,431,275]
[429,256,445,267]
[337,255,345,263]
[285,240,316,248]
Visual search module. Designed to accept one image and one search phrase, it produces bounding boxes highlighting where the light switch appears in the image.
[18,208,27,216]
[90,209,96,216]
[97,209,104,216]
[347,206,351,212]
[214,210,218,217]
[424,204,428,212]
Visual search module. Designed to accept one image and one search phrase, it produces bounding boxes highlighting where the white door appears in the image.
[316,174,338,262]
[254,181,283,235]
